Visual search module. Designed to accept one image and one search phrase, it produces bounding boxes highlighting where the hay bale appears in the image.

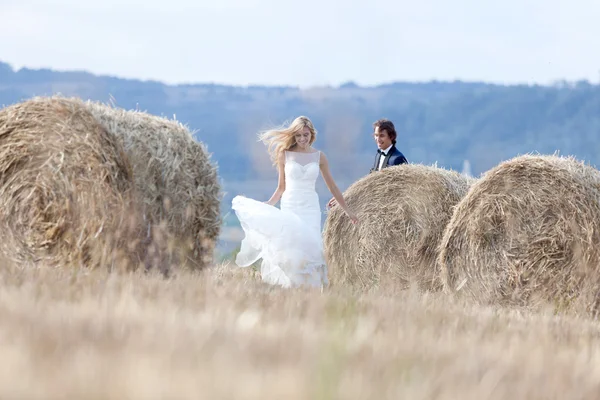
[323,164,474,292]
[438,154,600,315]
[83,99,221,270]
[0,97,143,269]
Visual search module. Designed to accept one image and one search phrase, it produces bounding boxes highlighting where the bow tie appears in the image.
[378,149,387,156]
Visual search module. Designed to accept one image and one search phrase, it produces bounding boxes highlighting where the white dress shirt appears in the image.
[377,144,393,170]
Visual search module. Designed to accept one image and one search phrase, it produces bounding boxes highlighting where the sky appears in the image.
[1,0,599,87]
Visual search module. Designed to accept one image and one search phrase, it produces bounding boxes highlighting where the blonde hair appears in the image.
[258,116,317,165]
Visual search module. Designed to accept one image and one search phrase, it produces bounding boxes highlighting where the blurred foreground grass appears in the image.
[1,260,600,399]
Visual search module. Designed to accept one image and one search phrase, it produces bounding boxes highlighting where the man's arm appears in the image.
[393,153,408,165]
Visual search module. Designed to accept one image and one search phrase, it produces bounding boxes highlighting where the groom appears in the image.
[327,118,408,209]
[370,118,408,172]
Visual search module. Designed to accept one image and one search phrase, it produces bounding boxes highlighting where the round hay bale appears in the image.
[438,154,600,315]
[82,100,221,271]
[0,97,143,269]
[323,164,474,292]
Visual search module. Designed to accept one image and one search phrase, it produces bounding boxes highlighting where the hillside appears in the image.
[2,61,599,177]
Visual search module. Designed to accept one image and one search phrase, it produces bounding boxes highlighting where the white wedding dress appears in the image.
[232,150,328,288]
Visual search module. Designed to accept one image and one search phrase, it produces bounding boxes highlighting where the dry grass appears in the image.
[0,97,144,269]
[83,98,222,271]
[1,259,600,399]
[439,154,600,316]
[323,164,474,292]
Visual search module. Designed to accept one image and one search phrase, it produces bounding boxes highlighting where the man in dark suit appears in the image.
[370,118,408,172]
[327,118,408,209]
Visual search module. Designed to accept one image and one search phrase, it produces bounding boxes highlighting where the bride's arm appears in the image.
[319,152,359,224]
[265,152,286,206]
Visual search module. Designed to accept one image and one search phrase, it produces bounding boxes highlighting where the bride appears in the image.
[232,116,358,288]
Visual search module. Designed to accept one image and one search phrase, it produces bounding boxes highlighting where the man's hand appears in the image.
[327,197,337,209]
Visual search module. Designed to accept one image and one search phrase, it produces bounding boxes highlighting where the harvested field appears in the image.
[0,258,599,399]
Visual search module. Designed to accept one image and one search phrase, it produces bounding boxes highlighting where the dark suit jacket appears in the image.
[370,145,408,173]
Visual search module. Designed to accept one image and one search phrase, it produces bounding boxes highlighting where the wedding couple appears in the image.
[231,116,408,289]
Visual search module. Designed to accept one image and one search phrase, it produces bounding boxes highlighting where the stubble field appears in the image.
[1,259,600,400]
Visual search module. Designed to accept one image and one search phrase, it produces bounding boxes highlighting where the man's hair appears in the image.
[373,118,397,144]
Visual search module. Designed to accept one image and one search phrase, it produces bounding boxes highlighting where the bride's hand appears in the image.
[346,211,359,225]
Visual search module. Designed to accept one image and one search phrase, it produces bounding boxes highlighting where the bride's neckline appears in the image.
[285,149,319,154]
